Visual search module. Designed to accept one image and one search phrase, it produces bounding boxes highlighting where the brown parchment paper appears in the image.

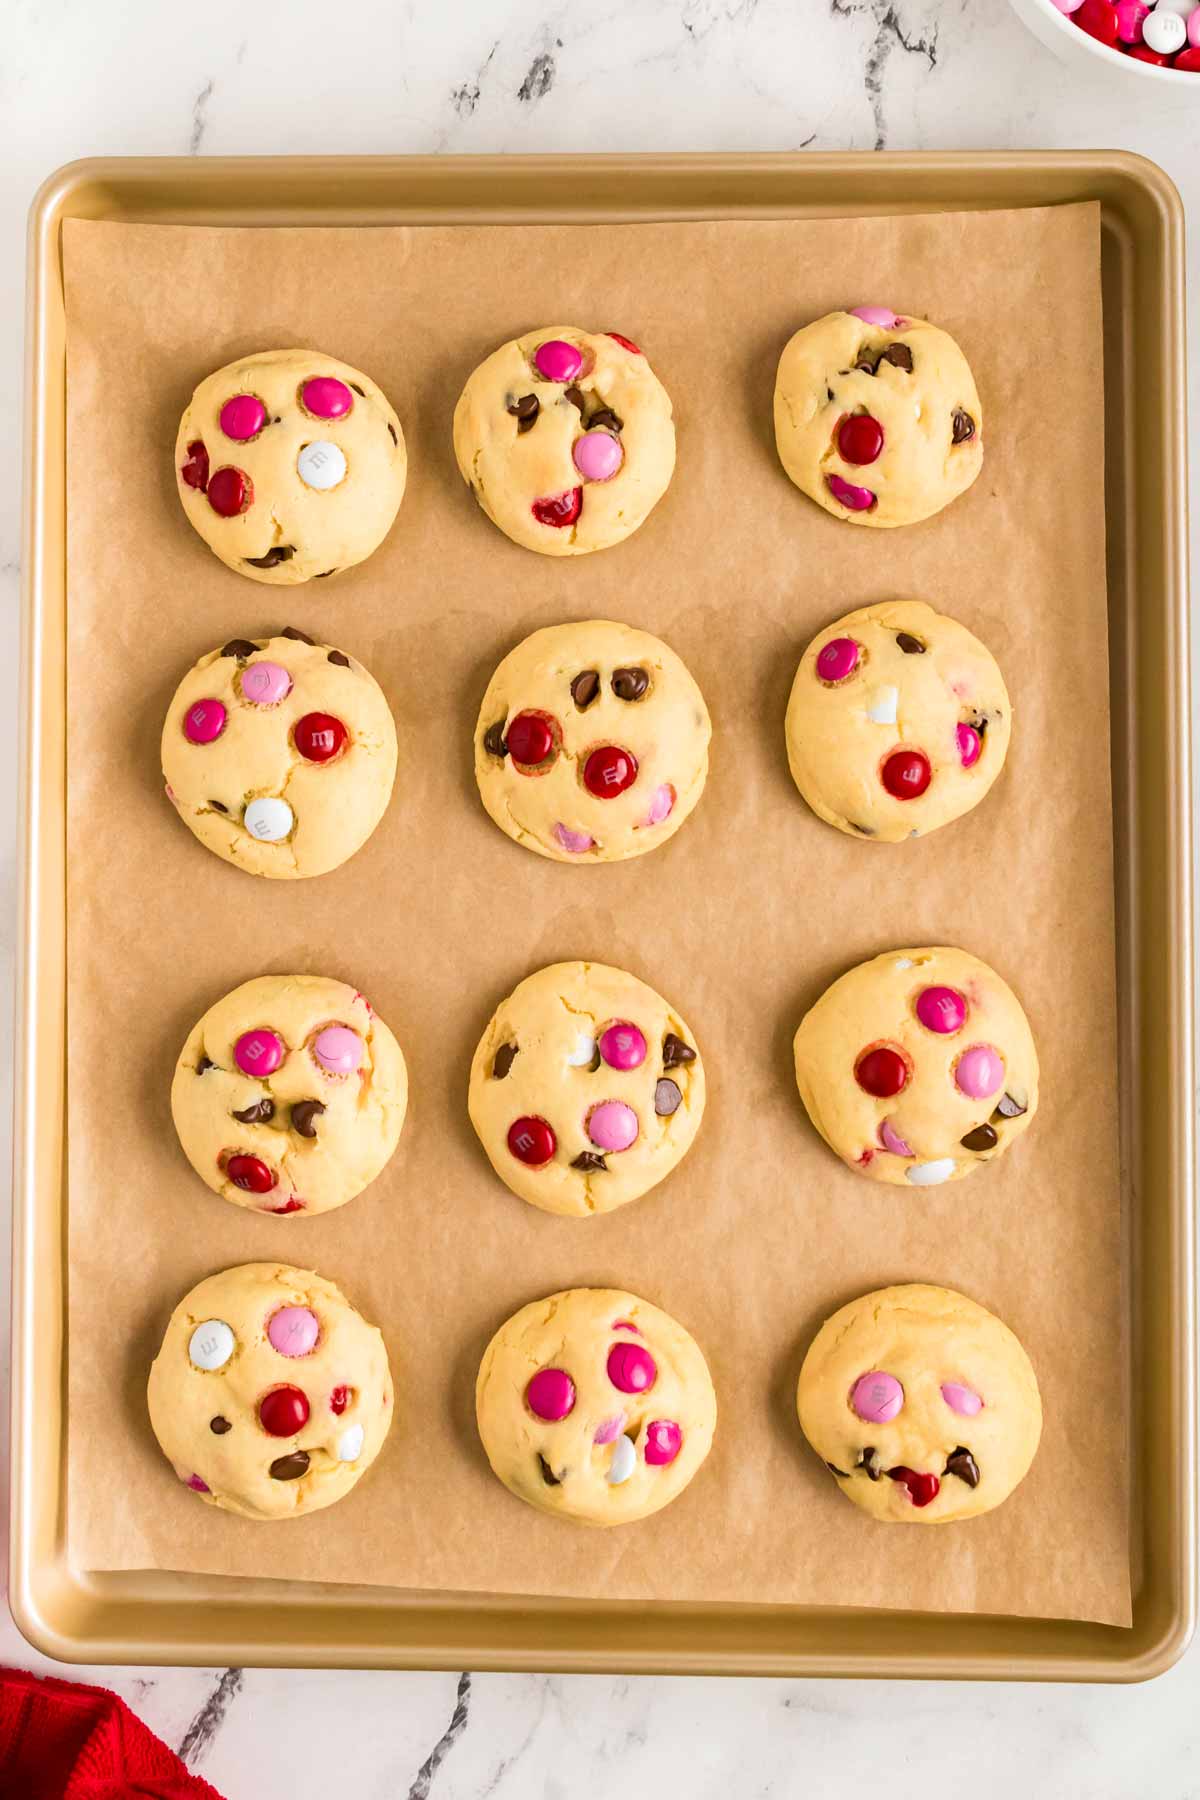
[61,203,1129,1627]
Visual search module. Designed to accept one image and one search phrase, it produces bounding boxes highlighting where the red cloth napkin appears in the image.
[0,1666,227,1799]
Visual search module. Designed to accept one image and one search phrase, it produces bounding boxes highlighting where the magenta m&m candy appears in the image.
[837,414,885,465]
[267,1305,320,1357]
[508,1115,556,1166]
[826,472,876,512]
[587,1100,639,1153]
[941,1381,984,1417]
[301,376,354,419]
[526,1367,575,1421]
[312,1025,365,1077]
[851,1370,904,1423]
[956,722,982,768]
[644,1420,682,1466]
[1114,0,1148,35]
[955,1043,1004,1101]
[584,745,638,798]
[573,430,624,482]
[294,712,348,763]
[234,1029,285,1078]
[183,699,226,745]
[607,1341,657,1394]
[240,660,292,706]
[259,1385,311,1436]
[598,1022,647,1071]
[207,466,252,517]
[915,985,967,1035]
[219,394,267,441]
[534,339,583,382]
[185,1473,210,1492]
[225,1153,276,1194]
[816,637,861,684]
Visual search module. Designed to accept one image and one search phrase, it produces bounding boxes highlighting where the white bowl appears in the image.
[1009,0,1200,88]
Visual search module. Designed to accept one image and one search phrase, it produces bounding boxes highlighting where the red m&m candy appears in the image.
[606,332,642,355]
[531,488,583,528]
[837,413,885,465]
[1074,0,1119,42]
[855,1045,909,1098]
[330,1385,351,1415]
[207,466,252,518]
[294,712,348,763]
[225,1153,276,1194]
[584,745,638,798]
[506,711,556,767]
[181,440,209,491]
[881,747,931,800]
[508,1116,556,1166]
[259,1385,310,1437]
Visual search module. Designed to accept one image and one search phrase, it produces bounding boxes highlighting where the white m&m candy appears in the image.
[244,796,294,842]
[188,1319,235,1371]
[336,1423,365,1463]
[605,1433,637,1485]
[297,441,348,491]
[1143,5,1186,46]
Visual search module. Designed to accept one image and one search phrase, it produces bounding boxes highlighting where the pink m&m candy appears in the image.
[301,376,354,420]
[593,1413,626,1445]
[955,1043,1004,1101]
[527,1367,575,1421]
[607,1342,657,1394]
[878,1118,914,1158]
[644,1420,682,1466]
[553,822,595,855]
[941,1381,984,1417]
[267,1305,320,1358]
[219,394,267,441]
[598,1022,647,1071]
[1191,9,1200,45]
[234,1029,284,1078]
[240,660,292,706]
[312,1025,365,1078]
[1050,0,1084,11]
[587,1100,639,1153]
[534,339,583,382]
[573,430,624,482]
[185,1473,210,1493]
[916,985,966,1035]
[956,722,982,768]
[826,473,876,512]
[850,305,902,327]
[851,1370,904,1423]
[816,637,861,683]
[184,699,226,745]
[641,784,675,827]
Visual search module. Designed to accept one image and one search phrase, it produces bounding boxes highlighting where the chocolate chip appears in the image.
[210,1416,232,1435]
[220,639,260,660]
[570,670,600,710]
[945,1447,980,1488]
[662,1033,696,1070]
[896,632,926,655]
[291,1099,326,1138]
[327,650,351,668]
[492,1043,518,1080]
[349,382,365,396]
[563,386,586,415]
[825,1460,850,1477]
[827,386,836,402]
[611,666,649,702]
[483,720,508,758]
[269,1451,310,1482]
[209,799,228,813]
[196,1056,214,1075]
[854,357,876,375]
[232,1097,276,1125]
[244,546,295,568]
[858,1447,881,1481]
[507,392,541,432]
[952,408,976,445]
[879,342,913,372]
[571,1151,608,1172]
[589,406,623,433]
[281,626,316,645]
[387,422,398,445]
[961,1122,997,1152]
[537,1454,560,1486]
[655,1078,682,1116]
[315,569,337,579]
[995,1092,1027,1119]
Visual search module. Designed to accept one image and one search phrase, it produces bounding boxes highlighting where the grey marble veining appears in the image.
[2,1,1198,1793]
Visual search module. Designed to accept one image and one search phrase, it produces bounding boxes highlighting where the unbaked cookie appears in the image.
[172,976,407,1217]
[774,307,983,527]
[794,947,1038,1187]
[176,349,406,584]
[452,327,674,555]
[162,628,397,879]
[797,1284,1042,1523]
[467,961,704,1217]
[476,1288,716,1525]
[474,620,710,863]
[785,600,1012,841]
[147,1263,392,1520]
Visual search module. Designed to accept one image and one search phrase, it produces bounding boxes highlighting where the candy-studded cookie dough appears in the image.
[774,307,983,527]
[172,976,407,1216]
[785,600,1012,841]
[468,961,704,1216]
[453,327,675,555]
[176,349,406,583]
[147,1263,392,1520]
[797,1284,1042,1523]
[794,947,1038,1186]
[162,629,396,879]
[474,620,710,862]
[476,1289,716,1525]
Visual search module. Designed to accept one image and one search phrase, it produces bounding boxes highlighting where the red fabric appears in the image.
[0,1666,226,1800]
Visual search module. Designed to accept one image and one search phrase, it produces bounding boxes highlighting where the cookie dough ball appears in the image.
[797,1284,1042,1523]
[453,327,674,555]
[147,1263,393,1520]
[774,307,983,528]
[474,620,710,863]
[175,349,406,583]
[162,628,397,879]
[476,1289,716,1525]
[468,961,703,1217]
[785,601,1011,842]
[172,976,407,1217]
[794,947,1038,1187]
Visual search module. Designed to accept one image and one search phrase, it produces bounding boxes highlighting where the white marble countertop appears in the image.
[3,1,1198,1793]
